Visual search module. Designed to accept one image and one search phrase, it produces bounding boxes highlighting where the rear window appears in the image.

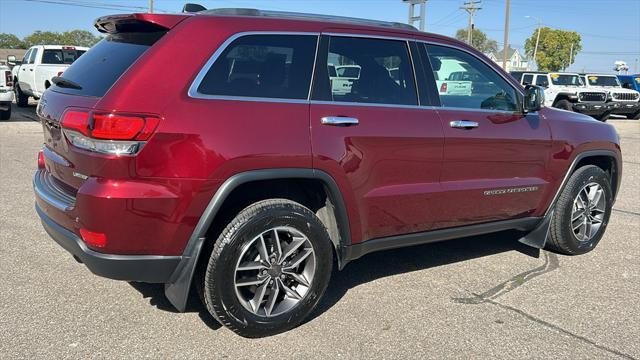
[51,32,164,97]
[41,49,86,65]
[195,34,318,100]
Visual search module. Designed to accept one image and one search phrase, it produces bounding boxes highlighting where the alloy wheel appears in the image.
[571,182,606,242]
[234,226,316,317]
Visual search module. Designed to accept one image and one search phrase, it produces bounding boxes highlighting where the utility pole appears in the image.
[525,16,542,70]
[461,1,482,46]
[569,43,574,68]
[403,0,427,31]
[149,0,154,13]
[502,0,510,70]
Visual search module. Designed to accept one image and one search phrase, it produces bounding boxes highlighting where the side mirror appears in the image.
[6,55,16,65]
[523,85,544,113]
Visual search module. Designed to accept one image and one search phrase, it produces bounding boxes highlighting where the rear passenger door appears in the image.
[310,33,444,242]
[419,43,552,228]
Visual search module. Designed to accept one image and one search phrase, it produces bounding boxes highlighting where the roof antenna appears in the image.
[182,3,206,13]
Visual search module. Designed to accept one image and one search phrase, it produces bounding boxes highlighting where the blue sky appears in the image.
[1,0,639,73]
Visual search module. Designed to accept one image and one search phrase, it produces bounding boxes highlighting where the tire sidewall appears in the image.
[556,167,613,254]
[205,202,333,337]
[555,99,573,111]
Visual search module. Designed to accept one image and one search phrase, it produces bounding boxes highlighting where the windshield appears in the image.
[42,49,86,64]
[550,74,583,86]
[587,75,620,87]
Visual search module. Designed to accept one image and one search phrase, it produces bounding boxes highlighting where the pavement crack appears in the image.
[453,251,559,304]
[613,209,640,217]
[479,295,637,360]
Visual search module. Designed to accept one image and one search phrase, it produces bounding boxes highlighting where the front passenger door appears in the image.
[420,43,552,228]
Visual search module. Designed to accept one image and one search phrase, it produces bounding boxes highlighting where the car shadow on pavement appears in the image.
[128,230,538,331]
[4,103,41,123]
[309,230,539,322]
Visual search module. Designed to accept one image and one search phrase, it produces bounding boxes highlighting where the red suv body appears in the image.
[34,9,622,336]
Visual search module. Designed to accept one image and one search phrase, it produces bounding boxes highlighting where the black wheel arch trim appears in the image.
[164,168,352,312]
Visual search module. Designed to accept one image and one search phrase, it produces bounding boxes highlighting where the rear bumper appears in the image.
[36,204,181,282]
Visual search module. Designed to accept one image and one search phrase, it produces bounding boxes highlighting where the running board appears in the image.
[342,217,542,264]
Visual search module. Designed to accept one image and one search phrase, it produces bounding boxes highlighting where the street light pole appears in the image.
[149,0,154,13]
[502,0,510,70]
[525,16,542,70]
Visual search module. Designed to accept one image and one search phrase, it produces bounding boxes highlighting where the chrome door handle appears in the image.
[450,120,479,129]
[321,116,359,126]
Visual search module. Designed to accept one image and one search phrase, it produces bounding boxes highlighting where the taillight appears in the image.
[37,150,45,169]
[4,71,11,87]
[60,109,160,155]
[440,82,448,93]
[79,228,106,248]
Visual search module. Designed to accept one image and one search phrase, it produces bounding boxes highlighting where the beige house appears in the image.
[485,47,530,72]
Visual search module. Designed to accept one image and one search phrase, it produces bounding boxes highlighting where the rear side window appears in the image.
[318,36,417,106]
[196,35,318,100]
[41,49,85,65]
[52,32,165,97]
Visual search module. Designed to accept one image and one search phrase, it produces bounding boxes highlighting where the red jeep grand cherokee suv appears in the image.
[34,8,622,337]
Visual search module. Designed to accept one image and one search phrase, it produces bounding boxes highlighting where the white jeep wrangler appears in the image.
[580,74,640,120]
[519,72,612,121]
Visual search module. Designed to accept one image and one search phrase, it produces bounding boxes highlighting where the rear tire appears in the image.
[0,106,10,120]
[202,199,333,337]
[14,85,28,107]
[547,165,612,255]
[554,99,573,111]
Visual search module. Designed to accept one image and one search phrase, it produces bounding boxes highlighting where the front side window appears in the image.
[28,49,37,64]
[22,49,32,64]
[197,34,318,100]
[321,36,417,105]
[535,75,549,87]
[522,74,534,85]
[425,44,519,112]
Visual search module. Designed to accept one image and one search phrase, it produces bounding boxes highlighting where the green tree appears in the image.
[0,33,26,49]
[524,27,582,71]
[60,30,102,47]
[23,31,64,47]
[455,28,498,54]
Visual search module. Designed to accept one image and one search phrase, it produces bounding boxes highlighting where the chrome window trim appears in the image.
[187,31,321,102]
[310,100,422,110]
[435,106,535,115]
[322,32,413,42]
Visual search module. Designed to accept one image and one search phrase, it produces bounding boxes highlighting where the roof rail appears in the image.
[200,8,417,31]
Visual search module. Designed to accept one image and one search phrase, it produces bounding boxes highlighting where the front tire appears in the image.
[554,99,573,112]
[596,112,610,122]
[628,111,640,120]
[203,199,333,337]
[14,85,29,107]
[0,106,10,120]
[547,165,613,255]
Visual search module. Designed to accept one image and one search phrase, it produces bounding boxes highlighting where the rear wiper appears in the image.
[52,76,82,90]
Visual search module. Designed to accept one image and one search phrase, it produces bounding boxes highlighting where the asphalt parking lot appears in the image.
[1,103,638,359]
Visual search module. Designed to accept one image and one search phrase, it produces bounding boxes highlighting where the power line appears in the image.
[20,0,169,13]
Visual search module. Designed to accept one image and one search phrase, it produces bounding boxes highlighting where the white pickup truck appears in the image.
[0,64,13,120]
[10,45,88,107]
